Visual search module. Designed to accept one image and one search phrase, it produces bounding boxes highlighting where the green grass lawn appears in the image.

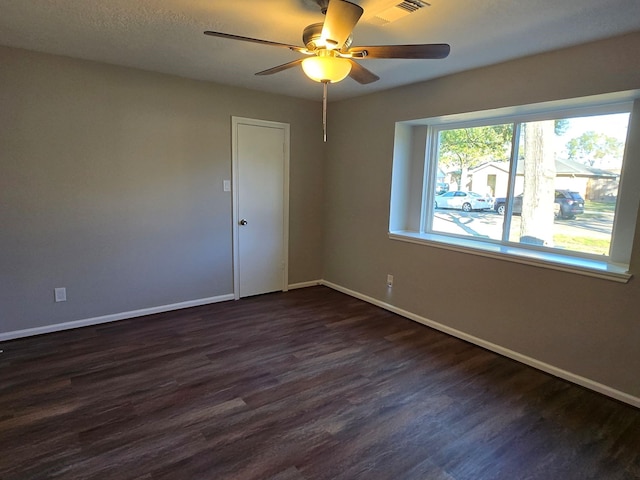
[584,200,616,213]
[553,234,610,255]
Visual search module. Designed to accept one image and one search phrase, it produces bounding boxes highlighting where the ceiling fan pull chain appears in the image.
[323,80,328,143]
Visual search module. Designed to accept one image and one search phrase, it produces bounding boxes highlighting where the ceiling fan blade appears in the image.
[204,31,306,52]
[255,59,305,76]
[348,60,380,84]
[348,44,451,59]
[321,0,364,50]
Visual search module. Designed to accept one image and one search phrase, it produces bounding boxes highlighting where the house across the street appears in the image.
[465,158,619,201]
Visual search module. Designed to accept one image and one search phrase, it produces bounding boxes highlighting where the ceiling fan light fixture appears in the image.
[301,52,352,83]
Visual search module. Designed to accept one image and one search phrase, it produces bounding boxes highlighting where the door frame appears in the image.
[231,116,290,300]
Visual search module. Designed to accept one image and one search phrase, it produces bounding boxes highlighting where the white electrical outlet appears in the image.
[386,274,394,287]
[54,287,67,302]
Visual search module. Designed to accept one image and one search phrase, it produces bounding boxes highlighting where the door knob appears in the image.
[239,219,248,226]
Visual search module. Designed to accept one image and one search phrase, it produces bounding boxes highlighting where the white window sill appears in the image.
[389,231,632,283]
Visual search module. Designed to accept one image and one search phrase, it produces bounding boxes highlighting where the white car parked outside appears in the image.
[434,191,494,211]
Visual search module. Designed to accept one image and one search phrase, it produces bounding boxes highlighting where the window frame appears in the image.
[389,91,640,283]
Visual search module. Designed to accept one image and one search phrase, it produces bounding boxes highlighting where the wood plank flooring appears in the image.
[1,286,639,479]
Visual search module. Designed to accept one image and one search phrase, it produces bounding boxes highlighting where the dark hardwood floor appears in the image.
[1,286,639,480]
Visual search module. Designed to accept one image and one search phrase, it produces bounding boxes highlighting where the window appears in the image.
[389,92,640,282]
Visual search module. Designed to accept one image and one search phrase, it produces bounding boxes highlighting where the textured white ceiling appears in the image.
[1,0,639,101]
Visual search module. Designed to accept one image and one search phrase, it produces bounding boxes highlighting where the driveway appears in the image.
[432,208,613,244]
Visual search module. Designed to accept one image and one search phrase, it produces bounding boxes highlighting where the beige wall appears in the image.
[2,32,640,401]
[324,32,640,398]
[0,46,325,333]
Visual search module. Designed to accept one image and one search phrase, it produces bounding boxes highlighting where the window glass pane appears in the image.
[432,124,512,240]
[506,113,629,256]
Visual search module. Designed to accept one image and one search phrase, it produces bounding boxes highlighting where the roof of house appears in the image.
[469,159,618,178]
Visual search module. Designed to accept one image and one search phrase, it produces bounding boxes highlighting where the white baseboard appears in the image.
[0,293,235,342]
[288,280,322,290]
[4,281,638,408]
[321,280,640,409]
[1,283,322,342]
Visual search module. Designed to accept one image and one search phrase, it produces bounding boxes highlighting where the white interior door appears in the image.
[232,117,289,299]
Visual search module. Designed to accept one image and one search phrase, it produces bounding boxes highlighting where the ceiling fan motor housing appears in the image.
[314,0,330,14]
[303,23,353,52]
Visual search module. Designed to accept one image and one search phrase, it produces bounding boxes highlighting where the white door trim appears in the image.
[231,116,290,300]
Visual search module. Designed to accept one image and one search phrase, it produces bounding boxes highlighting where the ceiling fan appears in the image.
[204,0,450,140]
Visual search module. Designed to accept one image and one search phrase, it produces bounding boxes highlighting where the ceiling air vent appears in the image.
[370,0,430,25]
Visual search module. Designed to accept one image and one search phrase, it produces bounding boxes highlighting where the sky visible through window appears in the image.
[556,113,629,169]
